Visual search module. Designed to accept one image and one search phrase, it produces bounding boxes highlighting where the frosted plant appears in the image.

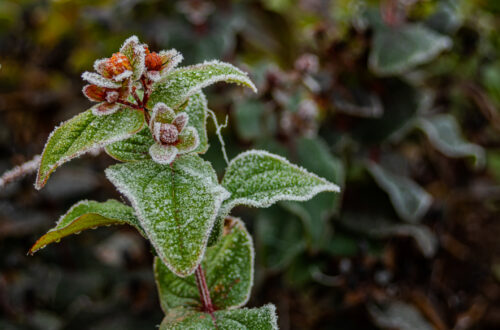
[5,36,341,329]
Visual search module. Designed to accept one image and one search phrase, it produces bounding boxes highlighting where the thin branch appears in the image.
[131,86,143,106]
[141,77,151,106]
[0,155,41,189]
[207,109,229,166]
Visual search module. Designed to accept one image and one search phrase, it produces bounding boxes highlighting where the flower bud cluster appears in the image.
[82,36,183,116]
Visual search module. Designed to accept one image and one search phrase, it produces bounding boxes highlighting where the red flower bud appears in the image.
[145,52,164,72]
[101,53,132,79]
[83,85,107,102]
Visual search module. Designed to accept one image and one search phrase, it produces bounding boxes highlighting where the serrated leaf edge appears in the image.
[28,199,145,254]
[221,149,341,215]
[35,109,145,190]
[156,60,257,108]
[159,303,278,329]
[221,217,255,310]
[105,159,230,277]
[153,217,255,313]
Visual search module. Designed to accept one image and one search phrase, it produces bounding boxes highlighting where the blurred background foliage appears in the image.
[1,0,500,329]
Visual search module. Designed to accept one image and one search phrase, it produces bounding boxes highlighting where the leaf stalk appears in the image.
[195,264,217,326]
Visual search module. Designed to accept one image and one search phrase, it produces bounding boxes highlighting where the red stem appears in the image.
[195,264,216,325]
[141,77,151,106]
[115,76,153,124]
[131,86,143,106]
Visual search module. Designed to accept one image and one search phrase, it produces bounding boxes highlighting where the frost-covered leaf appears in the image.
[280,137,344,249]
[369,24,452,76]
[180,91,208,153]
[220,150,340,217]
[155,217,254,312]
[160,304,278,330]
[105,155,229,277]
[415,114,485,168]
[340,213,437,257]
[149,144,179,165]
[105,127,155,162]
[36,108,144,189]
[368,301,433,330]
[149,60,257,110]
[29,199,144,254]
[367,162,432,223]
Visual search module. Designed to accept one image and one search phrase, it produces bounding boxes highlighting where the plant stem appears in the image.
[131,87,143,106]
[195,264,216,325]
[141,77,151,106]
[0,155,41,188]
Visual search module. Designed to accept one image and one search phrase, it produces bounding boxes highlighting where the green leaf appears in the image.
[160,304,278,330]
[369,24,452,76]
[35,108,145,189]
[220,150,340,217]
[415,114,485,168]
[149,60,257,110]
[182,91,209,154]
[105,127,155,162]
[105,155,229,277]
[280,137,344,249]
[29,199,144,254]
[155,217,254,312]
[366,162,432,223]
[340,212,437,257]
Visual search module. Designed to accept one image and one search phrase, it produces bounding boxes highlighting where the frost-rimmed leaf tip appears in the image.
[159,304,278,329]
[29,199,145,254]
[105,156,230,277]
[119,35,146,81]
[145,48,183,82]
[149,59,257,109]
[34,108,144,190]
[154,217,255,312]
[220,149,341,216]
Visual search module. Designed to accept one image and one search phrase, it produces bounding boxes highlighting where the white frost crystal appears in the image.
[105,156,230,277]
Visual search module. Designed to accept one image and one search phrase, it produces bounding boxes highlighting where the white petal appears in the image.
[149,143,178,165]
[120,35,140,54]
[91,103,121,116]
[82,72,120,88]
[93,58,108,76]
[112,70,133,82]
[150,102,175,127]
[146,70,161,82]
